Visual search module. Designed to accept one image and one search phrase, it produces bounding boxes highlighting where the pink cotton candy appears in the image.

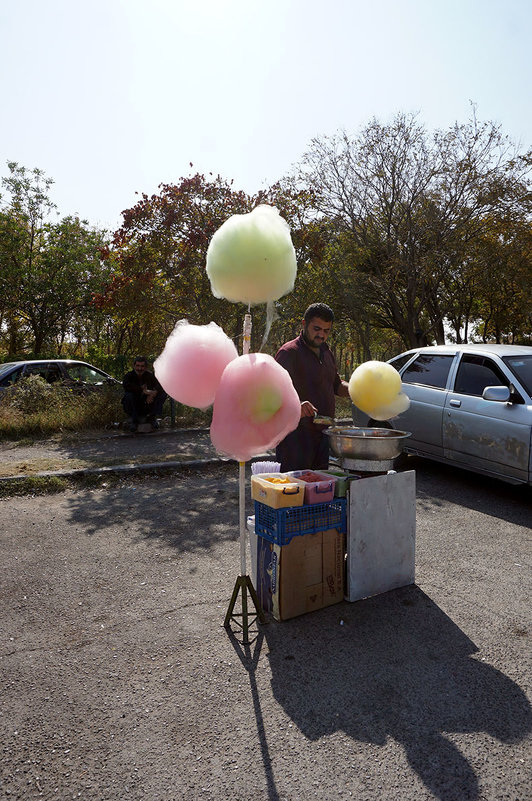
[210,353,301,462]
[154,320,238,409]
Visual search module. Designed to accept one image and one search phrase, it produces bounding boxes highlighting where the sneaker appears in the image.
[151,420,160,431]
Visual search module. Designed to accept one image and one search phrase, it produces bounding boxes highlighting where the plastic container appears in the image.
[287,470,336,504]
[251,472,306,508]
[320,469,361,498]
[254,498,347,545]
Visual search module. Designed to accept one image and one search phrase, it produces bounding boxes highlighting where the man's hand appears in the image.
[143,387,157,404]
[300,400,318,418]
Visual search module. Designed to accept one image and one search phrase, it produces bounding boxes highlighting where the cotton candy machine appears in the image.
[323,427,416,603]
[325,426,411,473]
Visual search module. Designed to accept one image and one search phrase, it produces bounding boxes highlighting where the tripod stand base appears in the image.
[224,574,266,644]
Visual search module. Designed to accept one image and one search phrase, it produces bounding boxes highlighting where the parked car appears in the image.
[0,359,120,399]
[352,344,532,486]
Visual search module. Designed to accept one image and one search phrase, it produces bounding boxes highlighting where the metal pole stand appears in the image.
[223,312,266,645]
[224,574,266,645]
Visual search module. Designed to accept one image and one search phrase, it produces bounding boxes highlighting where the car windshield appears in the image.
[502,355,532,396]
[389,352,416,372]
[0,362,18,378]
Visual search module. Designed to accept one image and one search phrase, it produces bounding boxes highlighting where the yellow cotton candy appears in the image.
[366,392,410,421]
[206,205,297,305]
[349,361,409,419]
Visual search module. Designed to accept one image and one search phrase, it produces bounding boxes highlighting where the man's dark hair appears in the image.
[303,303,335,324]
[133,356,148,366]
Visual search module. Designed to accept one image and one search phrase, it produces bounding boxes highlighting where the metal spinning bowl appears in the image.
[325,427,411,461]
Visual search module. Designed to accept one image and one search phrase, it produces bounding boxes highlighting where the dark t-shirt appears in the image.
[122,369,162,396]
[275,334,342,427]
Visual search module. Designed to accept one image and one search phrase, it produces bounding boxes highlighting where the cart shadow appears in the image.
[227,629,281,801]
[260,585,531,801]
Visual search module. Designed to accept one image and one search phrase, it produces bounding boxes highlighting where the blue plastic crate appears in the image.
[254,498,347,545]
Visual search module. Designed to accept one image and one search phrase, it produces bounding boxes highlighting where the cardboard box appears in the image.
[252,528,345,621]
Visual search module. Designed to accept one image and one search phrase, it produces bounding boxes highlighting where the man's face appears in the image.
[134,361,147,377]
[302,316,332,349]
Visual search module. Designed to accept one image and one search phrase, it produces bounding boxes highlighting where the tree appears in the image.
[470,216,532,343]
[298,112,532,347]
[96,173,256,355]
[0,162,110,355]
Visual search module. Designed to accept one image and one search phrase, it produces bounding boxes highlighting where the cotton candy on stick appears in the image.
[210,353,301,462]
[206,205,297,304]
[154,320,238,409]
[348,360,410,421]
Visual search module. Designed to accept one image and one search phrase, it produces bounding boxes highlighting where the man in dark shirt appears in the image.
[274,303,350,471]
[122,357,167,432]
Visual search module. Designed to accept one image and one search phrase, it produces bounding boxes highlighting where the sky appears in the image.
[1,0,531,232]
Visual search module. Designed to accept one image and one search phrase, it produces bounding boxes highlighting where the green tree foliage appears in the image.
[0,162,110,356]
[95,173,255,355]
[298,112,532,347]
[97,173,336,357]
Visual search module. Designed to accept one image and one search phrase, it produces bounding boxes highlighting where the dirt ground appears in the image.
[0,429,219,478]
[0,448,531,800]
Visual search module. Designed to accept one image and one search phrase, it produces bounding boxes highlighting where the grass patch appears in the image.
[0,462,235,498]
[0,475,69,498]
[0,377,212,441]
[0,377,125,440]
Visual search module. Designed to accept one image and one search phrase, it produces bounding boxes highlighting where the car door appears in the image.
[443,353,531,483]
[398,353,457,457]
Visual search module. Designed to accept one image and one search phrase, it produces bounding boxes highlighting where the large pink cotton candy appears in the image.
[210,353,301,462]
[154,320,238,409]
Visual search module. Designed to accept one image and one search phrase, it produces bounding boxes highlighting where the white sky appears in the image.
[1,0,530,231]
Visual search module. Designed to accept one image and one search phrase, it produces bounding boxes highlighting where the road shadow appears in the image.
[400,456,531,526]
[227,629,281,801]
[262,585,531,801]
[55,428,218,465]
[65,464,252,553]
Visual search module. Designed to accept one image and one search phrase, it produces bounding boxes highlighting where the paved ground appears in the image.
[0,433,531,800]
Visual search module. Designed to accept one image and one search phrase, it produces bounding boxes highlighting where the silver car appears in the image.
[352,344,532,486]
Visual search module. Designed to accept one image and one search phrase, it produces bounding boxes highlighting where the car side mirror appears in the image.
[482,385,511,403]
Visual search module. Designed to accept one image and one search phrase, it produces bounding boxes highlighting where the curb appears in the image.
[0,457,232,485]
[0,449,275,485]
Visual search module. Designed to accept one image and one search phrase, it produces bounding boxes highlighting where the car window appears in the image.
[454,355,509,396]
[401,354,454,389]
[503,355,532,395]
[23,363,62,383]
[64,363,107,384]
[0,366,22,387]
[389,353,416,372]
[0,362,18,379]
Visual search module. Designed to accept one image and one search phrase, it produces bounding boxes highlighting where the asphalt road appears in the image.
[1,458,530,801]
